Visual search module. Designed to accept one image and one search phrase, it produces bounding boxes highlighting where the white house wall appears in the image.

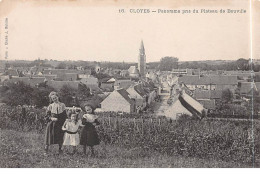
[101,91,131,113]
[164,100,192,120]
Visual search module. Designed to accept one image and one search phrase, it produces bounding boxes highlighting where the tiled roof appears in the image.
[58,73,78,81]
[134,84,147,97]
[5,69,19,76]
[9,77,46,86]
[116,89,134,105]
[179,75,238,85]
[197,99,216,109]
[43,69,79,75]
[179,75,200,85]
[115,79,135,89]
[47,80,80,90]
[194,90,222,99]
[99,77,111,83]
[240,82,258,94]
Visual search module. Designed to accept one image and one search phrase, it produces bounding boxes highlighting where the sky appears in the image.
[0,0,259,62]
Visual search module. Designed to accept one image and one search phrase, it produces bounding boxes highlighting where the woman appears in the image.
[44,91,67,154]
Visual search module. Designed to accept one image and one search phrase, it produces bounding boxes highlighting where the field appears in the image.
[0,106,259,168]
[0,129,251,168]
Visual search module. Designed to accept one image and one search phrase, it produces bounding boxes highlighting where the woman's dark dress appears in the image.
[45,111,67,145]
[80,118,100,147]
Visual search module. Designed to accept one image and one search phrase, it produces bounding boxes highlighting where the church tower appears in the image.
[138,40,146,77]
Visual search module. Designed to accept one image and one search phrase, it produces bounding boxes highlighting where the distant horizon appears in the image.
[0,58,244,64]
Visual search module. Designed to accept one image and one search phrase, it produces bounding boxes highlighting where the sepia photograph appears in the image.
[0,0,259,168]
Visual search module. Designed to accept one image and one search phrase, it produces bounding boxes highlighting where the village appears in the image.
[0,41,260,120]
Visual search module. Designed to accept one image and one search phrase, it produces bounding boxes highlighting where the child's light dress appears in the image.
[62,120,82,146]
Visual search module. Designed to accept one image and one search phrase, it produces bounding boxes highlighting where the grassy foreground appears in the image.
[0,129,253,168]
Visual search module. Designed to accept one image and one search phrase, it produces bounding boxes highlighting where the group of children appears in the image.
[44,91,100,156]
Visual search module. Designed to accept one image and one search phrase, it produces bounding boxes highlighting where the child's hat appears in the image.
[80,100,97,111]
[83,114,98,123]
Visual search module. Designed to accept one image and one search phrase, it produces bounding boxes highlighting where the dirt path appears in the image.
[154,95,170,117]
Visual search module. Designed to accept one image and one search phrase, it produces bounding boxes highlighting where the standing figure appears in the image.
[44,91,67,154]
[80,102,100,156]
[62,113,82,154]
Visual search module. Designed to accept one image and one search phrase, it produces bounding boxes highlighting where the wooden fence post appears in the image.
[114,117,118,129]
[141,118,144,136]
[133,118,136,134]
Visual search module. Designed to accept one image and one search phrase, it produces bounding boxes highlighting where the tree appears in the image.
[221,89,233,103]
[58,85,77,107]
[31,86,55,108]
[76,83,91,102]
[56,62,67,69]
[0,82,33,106]
[236,58,249,70]
[159,57,178,71]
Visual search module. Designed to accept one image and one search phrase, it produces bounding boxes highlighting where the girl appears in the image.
[80,102,100,156]
[62,113,82,154]
[44,91,67,154]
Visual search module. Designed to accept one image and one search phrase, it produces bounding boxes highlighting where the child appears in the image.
[44,91,67,154]
[80,102,100,156]
[62,113,81,154]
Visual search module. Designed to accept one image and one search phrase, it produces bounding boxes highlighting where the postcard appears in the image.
[0,0,259,168]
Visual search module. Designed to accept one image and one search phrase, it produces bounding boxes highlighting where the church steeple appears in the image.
[140,40,145,54]
[138,40,146,78]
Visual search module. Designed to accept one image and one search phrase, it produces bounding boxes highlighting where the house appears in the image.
[81,76,98,87]
[78,74,91,79]
[224,71,253,80]
[197,100,216,110]
[101,89,135,113]
[58,73,79,81]
[239,82,258,97]
[103,68,114,76]
[47,80,80,90]
[193,89,222,109]
[164,90,205,120]
[171,69,195,75]
[107,78,116,83]
[120,70,129,77]
[99,78,114,92]
[43,75,57,81]
[0,75,10,82]
[113,69,121,75]
[4,69,20,77]
[146,71,160,87]
[29,66,45,75]
[179,75,238,92]
[127,84,147,112]
[8,77,46,87]
[80,76,103,94]
[194,89,222,100]
[114,79,135,90]
[140,80,157,105]
[43,69,79,75]
[128,66,139,78]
